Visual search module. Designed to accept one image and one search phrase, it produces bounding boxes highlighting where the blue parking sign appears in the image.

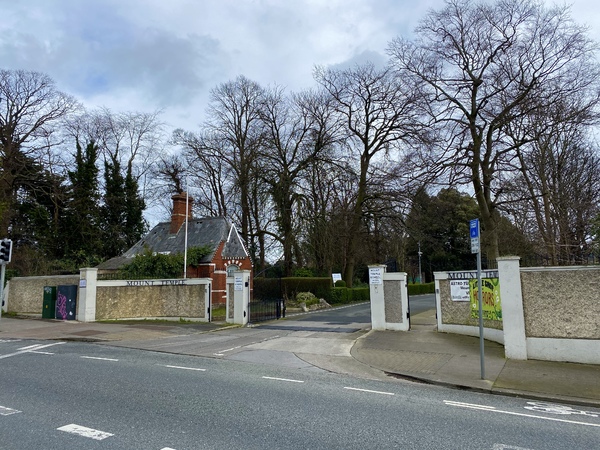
[470,219,479,238]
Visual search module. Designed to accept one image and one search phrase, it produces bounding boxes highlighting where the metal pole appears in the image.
[0,263,5,321]
[418,241,423,284]
[183,181,189,279]
[477,242,485,380]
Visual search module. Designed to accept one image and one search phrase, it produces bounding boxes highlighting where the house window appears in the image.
[226,264,240,276]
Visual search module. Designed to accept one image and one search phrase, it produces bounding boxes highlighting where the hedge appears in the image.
[253,277,370,305]
[408,282,435,295]
[326,287,370,305]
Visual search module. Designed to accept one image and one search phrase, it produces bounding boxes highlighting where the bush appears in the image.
[294,267,314,277]
[119,245,212,279]
[254,278,282,299]
[408,282,435,296]
[281,277,331,300]
[296,291,319,307]
[334,279,346,287]
[326,287,370,305]
[351,287,370,302]
[327,287,349,305]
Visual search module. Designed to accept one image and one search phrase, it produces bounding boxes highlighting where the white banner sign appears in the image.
[450,280,470,301]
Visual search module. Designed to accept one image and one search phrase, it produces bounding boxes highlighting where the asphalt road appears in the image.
[284,293,436,326]
[1,338,599,449]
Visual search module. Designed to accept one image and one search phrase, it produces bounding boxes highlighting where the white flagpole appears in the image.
[183,178,189,279]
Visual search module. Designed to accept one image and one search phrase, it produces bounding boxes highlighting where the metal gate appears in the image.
[248,298,285,323]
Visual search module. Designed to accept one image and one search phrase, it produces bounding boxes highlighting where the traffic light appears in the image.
[0,239,12,263]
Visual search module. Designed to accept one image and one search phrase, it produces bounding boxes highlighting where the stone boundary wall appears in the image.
[95,282,208,320]
[5,275,80,314]
[434,258,600,364]
[4,270,211,322]
[520,267,600,339]
[436,271,503,332]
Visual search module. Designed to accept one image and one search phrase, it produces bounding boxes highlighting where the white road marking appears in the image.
[444,400,600,428]
[161,448,177,450]
[161,365,206,371]
[18,344,45,350]
[213,345,241,356]
[524,401,598,417]
[262,376,304,383]
[0,339,20,343]
[344,387,395,396]
[213,336,280,356]
[57,424,113,440]
[80,356,119,361]
[29,351,54,355]
[0,342,65,359]
[0,406,22,416]
[444,400,496,411]
[493,444,534,450]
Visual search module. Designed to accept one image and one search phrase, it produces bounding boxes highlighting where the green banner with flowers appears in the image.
[469,278,502,321]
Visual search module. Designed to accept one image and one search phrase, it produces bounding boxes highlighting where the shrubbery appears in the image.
[408,282,435,295]
[119,246,212,279]
[295,291,320,307]
[325,286,370,305]
[253,276,370,305]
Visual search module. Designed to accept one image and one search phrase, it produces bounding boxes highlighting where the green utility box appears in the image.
[42,286,57,319]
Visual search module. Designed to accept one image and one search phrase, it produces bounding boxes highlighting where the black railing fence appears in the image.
[248,297,285,323]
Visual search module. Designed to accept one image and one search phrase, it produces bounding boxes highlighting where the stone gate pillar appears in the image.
[369,265,409,331]
[232,270,250,326]
[497,256,527,359]
[78,268,97,322]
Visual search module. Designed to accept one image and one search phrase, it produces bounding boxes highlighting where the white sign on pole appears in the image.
[450,280,470,301]
[471,237,480,254]
[368,267,383,285]
[234,276,243,291]
[332,273,342,284]
[470,219,480,254]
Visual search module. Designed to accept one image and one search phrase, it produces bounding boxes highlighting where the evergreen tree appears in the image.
[101,157,126,258]
[123,164,147,248]
[100,157,146,258]
[11,155,67,257]
[63,139,102,265]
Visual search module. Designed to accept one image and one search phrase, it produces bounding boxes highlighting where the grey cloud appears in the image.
[328,50,389,72]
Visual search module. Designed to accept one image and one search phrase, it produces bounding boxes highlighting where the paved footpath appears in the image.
[1,310,599,408]
[352,310,600,408]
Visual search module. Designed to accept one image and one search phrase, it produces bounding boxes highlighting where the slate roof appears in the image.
[97,216,248,270]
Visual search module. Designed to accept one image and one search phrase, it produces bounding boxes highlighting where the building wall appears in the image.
[181,241,252,307]
[209,241,253,306]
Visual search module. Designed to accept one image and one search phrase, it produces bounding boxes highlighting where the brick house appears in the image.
[97,192,253,306]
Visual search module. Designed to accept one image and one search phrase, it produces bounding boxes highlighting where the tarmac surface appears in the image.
[1,307,599,409]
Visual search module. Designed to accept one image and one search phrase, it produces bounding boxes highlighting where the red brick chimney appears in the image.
[170,192,193,234]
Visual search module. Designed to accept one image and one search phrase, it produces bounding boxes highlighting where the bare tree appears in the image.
[258,86,340,276]
[507,127,600,265]
[388,0,600,264]
[314,62,424,286]
[0,69,78,235]
[173,129,232,217]
[202,75,265,250]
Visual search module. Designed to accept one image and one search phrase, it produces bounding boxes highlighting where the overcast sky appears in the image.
[2,0,598,134]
